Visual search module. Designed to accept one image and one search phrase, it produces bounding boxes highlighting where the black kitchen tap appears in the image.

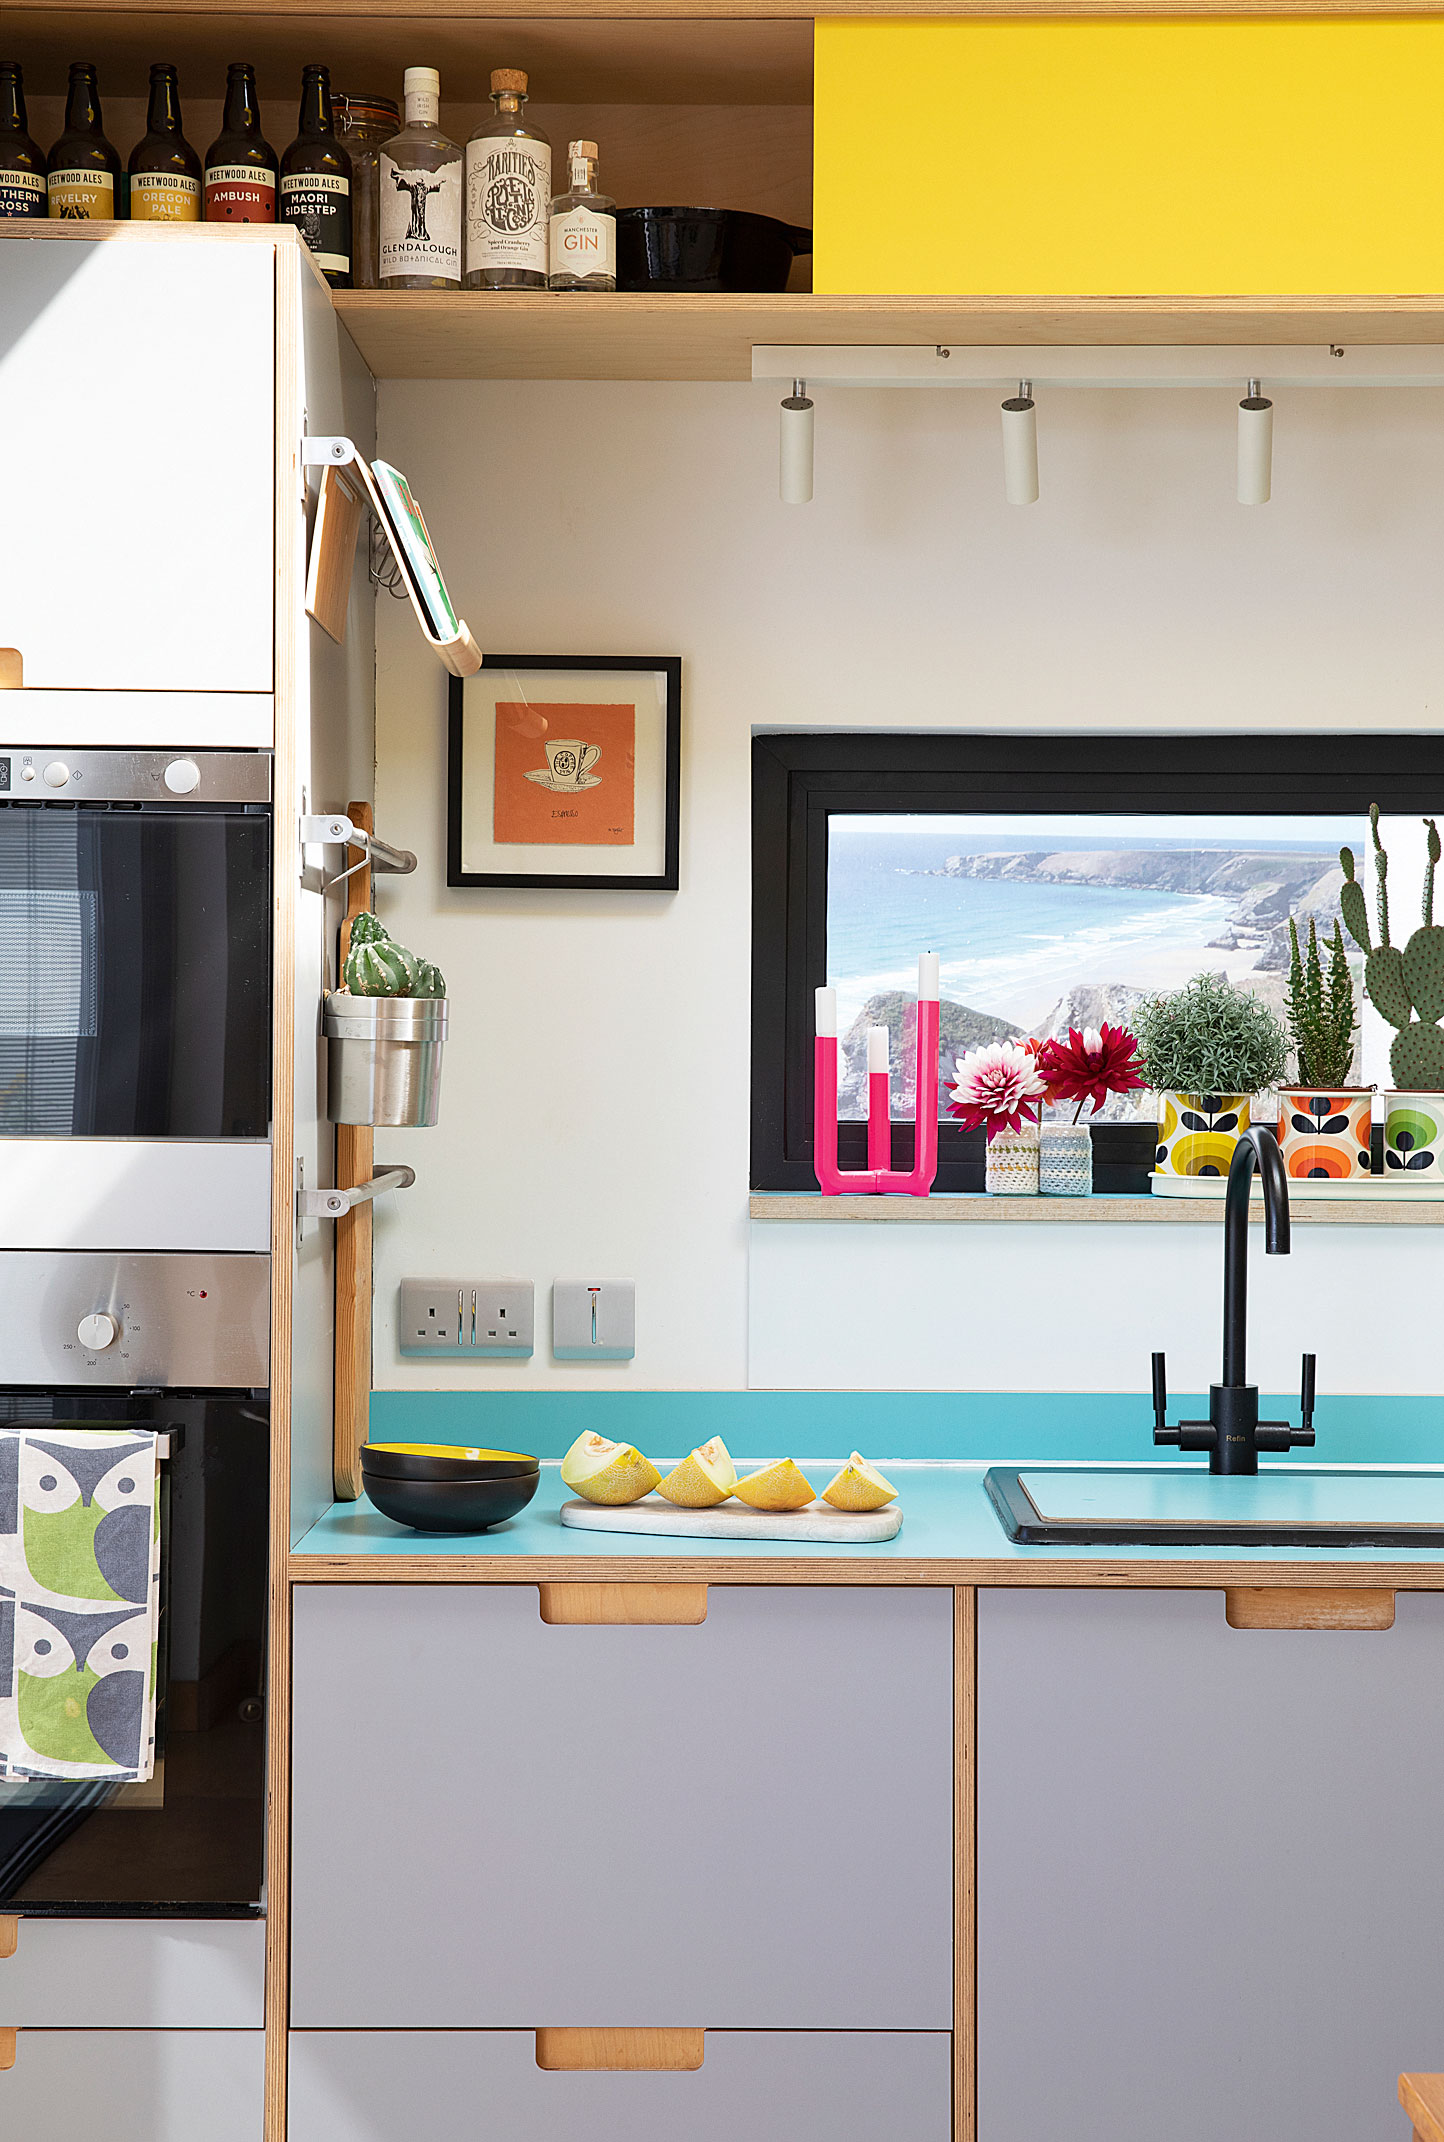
[1151,1124,1316,1475]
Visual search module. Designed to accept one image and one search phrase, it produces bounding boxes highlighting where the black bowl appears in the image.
[361,1467,541,1534]
[616,207,812,293]
[361,1442,538,1483]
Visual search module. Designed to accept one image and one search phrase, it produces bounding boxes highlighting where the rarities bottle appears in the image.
[463,68,550,290]
[204,63,277,223]
[548,138,615,292]
[0,61,45,220]
[280,64,352,288]
[47,61,121,221]
[128,63,201,222]
[379,67,461,289]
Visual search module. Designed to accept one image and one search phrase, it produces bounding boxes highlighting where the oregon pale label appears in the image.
[130,170,201,222]
[47,168,114,219]
[379,155,461,280]
[549,204,614,281]
[205,164,275,223]
[464,136,549,278]
[280,169,350,275]
[0,170,45,219]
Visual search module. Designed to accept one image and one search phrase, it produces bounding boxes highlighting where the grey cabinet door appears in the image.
[0,2030,264,2141]
[977,1587,1444,2142]
[289,2030,951,2142]
[291,1584,953,2027]
[1,1919,265,2027]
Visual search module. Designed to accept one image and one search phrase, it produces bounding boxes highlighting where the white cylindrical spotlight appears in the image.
[1237,377,1273,505]
[1001,380,1038,505]
[780,377,814,504]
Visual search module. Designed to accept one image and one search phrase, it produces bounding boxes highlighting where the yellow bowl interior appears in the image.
[363,1443,537,1463]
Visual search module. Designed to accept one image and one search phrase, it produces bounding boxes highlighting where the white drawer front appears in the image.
[0,2028,264,2140]
[1,1919,265,2027]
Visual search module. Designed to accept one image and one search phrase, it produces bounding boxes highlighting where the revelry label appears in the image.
[129,170,201,222]
[379,155,461,280]
[280,169,351,275]
[464,136,549,277]
[47,168,115,219]
[204,164,275,223]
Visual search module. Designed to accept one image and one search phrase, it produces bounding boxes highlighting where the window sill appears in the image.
[749,1192,1444,1225]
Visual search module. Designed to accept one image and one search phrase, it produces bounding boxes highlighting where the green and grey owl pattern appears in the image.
[0,1430,161,1784]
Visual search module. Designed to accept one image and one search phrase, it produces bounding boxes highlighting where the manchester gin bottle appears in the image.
[463,69,550,290]
[548,139,615,292]
[379,67,461,289]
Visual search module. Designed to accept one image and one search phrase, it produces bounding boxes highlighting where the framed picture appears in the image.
[448,656,681,890]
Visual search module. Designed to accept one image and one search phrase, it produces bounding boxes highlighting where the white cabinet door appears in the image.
[0,2029,264,2140]
[977,1587,1444,2142]
[0,1918,264,2026]
[0,235,275,693]
[289,2030,952,2142]
[290,1584,954,2027]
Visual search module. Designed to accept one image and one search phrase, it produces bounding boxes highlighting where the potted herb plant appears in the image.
[1033,1024,1146,1196]
[1279,915,1370,1180]
[948,1040,1047,1194]
[1341,807,1444,1175]
[1133,972,1287,1179]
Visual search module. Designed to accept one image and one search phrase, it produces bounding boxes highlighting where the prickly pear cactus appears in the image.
[1392,1020,1444,1090]
[348,911,390,948]
[343,936,412,997]
[1340,811,1444,1090]
[411,960,446,999]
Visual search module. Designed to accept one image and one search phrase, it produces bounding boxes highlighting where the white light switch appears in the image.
[553,1279,635,1361]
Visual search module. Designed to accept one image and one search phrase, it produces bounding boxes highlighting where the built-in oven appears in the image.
[0,1251,269,1915]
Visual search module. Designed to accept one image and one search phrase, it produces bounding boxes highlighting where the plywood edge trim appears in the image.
[538,1581,708,1624]
[0,1916,15,1959]
[286,1555,1444,1589]
[536,2028,705,2071]
[1225,1585,1396,1630]
[1400,2074,1444,2142]
[0,2028,13,2071]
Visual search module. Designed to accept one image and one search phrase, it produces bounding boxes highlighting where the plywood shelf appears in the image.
[334,290,1444,381]
[750,1192,1444,1224]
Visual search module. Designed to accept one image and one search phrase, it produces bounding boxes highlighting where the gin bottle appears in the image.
[463,68,550,290]
[548,139,615,292]
[379,67,461,289]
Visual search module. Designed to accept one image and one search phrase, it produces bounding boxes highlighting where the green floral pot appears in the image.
[1382,1093,1444,1177]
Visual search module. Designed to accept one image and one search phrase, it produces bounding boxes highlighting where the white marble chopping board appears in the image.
[559,1496,903,1543]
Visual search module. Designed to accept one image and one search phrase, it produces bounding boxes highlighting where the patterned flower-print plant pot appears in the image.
[1383,1092,1444,1176]
[1039,1122,1093,1196]
[985,1125,1040,1195]
[1154,1092,1252,1178]
[1278,1087,1373,1180]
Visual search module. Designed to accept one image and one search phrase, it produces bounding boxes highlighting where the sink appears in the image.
[985,1465,1444,1547]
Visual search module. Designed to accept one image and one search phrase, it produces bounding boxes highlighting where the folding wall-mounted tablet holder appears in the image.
[301,435,482,678]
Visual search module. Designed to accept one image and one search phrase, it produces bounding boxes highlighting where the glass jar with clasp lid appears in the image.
[332,91,399,288]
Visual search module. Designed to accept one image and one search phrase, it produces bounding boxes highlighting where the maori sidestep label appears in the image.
[47,168,115,219]
[280,169,351,275]
[130,170,201,222]
[0,171,46,219]
[205,164,275,223]
[379,156,461,281]
[464,136,550,277]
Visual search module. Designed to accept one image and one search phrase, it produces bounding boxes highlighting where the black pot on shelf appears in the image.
[616,207,812,293]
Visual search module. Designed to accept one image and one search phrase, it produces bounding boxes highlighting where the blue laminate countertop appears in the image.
[291,1461,1444,1579]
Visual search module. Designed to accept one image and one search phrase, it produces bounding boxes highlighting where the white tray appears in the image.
[559,1496,903,1544]
[1150,1172,1444,1200]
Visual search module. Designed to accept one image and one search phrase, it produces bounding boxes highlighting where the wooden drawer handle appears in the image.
[0,650,21,690]
[0,1919,15,1961]
[1226,1587,1395,1631]
[538,1583,707,1626]
[536,2029,704,2072]
[0,2029,14,2072]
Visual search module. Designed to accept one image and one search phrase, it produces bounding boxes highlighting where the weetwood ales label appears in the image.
[379,156,461,280]
[130,170,201,222]
[464,136,549,276]
[280,169,350,274]
[47,168,114,219]
[0,171,45,218]
[205,165,275,223]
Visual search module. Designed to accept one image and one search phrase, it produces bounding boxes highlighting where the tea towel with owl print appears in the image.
[0,1429,162,1784]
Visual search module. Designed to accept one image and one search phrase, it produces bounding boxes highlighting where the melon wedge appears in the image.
[821,1452,898,1513]
[560,1432,660,1506]
[732,1458,816,1512]
[655,1437,736,1508]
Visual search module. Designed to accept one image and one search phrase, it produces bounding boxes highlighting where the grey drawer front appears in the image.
[1,1919,265,2027]
[0,2029,264,2141]
[289,2030,952,2142]
[291,1583,953,2027]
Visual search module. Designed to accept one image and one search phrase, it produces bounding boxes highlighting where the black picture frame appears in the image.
[751,731,1444,1194]
[448,656,682,891]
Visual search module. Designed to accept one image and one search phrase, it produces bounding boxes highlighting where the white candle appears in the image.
[918,950,940,1001]
[867,1025,889,1074]
[815,985,837,1038]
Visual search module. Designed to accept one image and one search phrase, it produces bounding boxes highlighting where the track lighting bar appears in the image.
[751,343,1444,388]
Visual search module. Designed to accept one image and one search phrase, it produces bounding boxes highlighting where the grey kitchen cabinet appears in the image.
[0,2029,264,2139]
[290,1583,953,2028]
[288,2029,952,2142]
[977,1587,1444,2142]
[0,1917,264,2027]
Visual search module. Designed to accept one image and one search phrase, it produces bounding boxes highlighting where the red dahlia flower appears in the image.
[1035,1024,1146,1123]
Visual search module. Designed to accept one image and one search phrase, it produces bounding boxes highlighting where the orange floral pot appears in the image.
[1278,1087,1373,1180]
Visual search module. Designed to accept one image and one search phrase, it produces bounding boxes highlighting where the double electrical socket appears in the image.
[399,1279,535,1358]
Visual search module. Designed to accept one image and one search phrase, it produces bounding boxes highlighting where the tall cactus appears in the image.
[1340,808,1444,1090]
[1285,916,1356,1085]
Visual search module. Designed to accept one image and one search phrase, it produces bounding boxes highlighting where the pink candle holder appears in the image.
[813,953,940,1197]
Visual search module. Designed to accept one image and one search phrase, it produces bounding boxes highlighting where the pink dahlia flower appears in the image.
[947,1041,1047,1142]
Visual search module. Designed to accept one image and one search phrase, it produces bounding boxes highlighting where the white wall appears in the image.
[372,379,1444,1393]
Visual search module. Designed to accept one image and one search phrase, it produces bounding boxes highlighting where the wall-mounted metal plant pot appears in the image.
[1278,1086,1373,1179]
[324,994,448,1128]
[1153,1091,1253,1177]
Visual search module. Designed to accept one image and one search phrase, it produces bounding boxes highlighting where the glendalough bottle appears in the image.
[548,138,615,292]
[463,68,550,290]
[379,67,461,289]
[0,61,45,220]
[280,64,352,287]
[47,61,121,221]
[204,63,277,223]
[128,63,201,222]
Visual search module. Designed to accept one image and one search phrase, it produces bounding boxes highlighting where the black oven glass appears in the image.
[0,804,271,1139]
[0,1388,267,1915]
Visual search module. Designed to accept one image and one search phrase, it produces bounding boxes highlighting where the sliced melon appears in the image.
[821,1452,898,1513]
[732,1457,816,1512]
[559,1432,660,1506]
[655,1437,737,1508]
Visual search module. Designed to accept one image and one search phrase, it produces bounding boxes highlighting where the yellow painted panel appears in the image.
[814,17,1444,294]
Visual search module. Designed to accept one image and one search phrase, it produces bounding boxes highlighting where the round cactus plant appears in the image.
[348,911,390,948]
[343,936,413,996]
[1340,808,1444,1090]
[411,960,446,999]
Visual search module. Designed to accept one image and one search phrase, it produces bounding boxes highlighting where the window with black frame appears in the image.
[751,734,1444,1194]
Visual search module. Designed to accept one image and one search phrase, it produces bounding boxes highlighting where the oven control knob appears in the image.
[42,761,70,788]
[164,757,201,795]
[77,1312,118,1352]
